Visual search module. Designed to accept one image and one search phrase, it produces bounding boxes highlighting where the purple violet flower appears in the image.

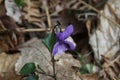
[52,25,75,56]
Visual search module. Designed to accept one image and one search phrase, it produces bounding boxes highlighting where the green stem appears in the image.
[51,56,57,80]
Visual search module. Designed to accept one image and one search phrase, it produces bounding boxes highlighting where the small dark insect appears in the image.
[54,21,62,32]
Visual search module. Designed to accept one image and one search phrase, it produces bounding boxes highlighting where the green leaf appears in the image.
[75,52,87,67]
[75,51,89,74]
[42,30,56,53]
[14,0,25,7]
[89,64,94,73]
[26,75,39,80]
[79,68,89,74]
[19,63,36,75]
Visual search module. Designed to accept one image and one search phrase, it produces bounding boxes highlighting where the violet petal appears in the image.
[56,32,62,41]
[58,25,73,40]
[52,42,67,56]
[64,40,75,50]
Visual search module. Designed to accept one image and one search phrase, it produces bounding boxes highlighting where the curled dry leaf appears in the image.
[89,0,120,61]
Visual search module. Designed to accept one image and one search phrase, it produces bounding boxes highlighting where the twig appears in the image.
[19,28,50,32]
[43,0,52,29]
[0,28,50,33]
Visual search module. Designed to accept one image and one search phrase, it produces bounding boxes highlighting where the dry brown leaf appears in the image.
[76,73,98,80]
[0,52,22,80]
[22,0,46,28]
[0,15,24,52]
[89,0,120,61]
